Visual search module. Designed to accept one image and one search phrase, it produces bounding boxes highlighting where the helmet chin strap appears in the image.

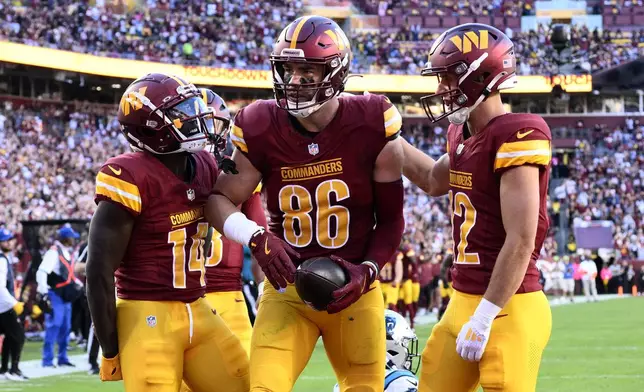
[448,71,509,125]
[287,99,323,118]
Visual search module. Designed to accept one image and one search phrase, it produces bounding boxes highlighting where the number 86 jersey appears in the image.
[446,113,552,295]
[94,150,218,302]
[230,94,402,264]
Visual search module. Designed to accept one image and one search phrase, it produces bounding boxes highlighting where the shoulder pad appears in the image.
[493,114,552,172]
[95,153,144,215]
[230,100,275,154]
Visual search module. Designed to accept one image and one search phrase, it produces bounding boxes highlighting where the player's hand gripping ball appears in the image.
[295,257,348,311]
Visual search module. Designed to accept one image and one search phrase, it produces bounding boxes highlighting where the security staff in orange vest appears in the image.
[36,224,82,367]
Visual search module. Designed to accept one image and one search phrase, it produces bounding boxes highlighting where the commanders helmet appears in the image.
[270,15,352,118]
[420,23,517,124]
[117,73,215,154]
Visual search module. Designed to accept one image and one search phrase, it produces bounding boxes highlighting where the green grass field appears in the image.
[3,297,643,392]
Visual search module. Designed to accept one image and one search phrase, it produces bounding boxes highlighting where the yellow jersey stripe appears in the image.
[383,106,397,122]
[497,139,550,154]
[290,16,312,49]
[97,172,140,197]
[232,139,248,153]
[167,74,185,86]
[494,154,551,170]
[231,125,244,139]
[95,181,142,213]
[384,106,402,138]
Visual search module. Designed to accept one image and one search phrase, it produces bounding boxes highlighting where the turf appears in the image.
[3,297,643,392]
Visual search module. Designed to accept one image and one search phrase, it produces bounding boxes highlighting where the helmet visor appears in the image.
[165,96,214,142]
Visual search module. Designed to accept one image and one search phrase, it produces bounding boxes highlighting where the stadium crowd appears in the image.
[350,24,644,75]
[1,1,641,75]
[2,102,641,262]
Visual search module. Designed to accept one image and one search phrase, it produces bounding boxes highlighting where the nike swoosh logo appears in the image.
[264,240,271,255]
[410,380,418,386]
[495,314,509,319]
[516,130,534,139]
[234,299,244,303]
[108,165,121,175]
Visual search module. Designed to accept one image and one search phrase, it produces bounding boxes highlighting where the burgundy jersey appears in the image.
[379,250,402,283]
[401,246,416,280]
[94,151,218,302]
[205,188,265,292]
[446,113,552,295]
[230,94,402,265]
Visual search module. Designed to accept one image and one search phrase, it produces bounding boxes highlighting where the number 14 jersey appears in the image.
[446,113,552,295]
[94,150,218,303]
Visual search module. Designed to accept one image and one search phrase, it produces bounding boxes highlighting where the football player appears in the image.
[85,73,249,392]
[401,23,553,391]
[380,249,404,312]
[205,15,405,392]
[333,309,420,392]
[437,253,454,321]
[199,88,267,356]
[398,243,417,328]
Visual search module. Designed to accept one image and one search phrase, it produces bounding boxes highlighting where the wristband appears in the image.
[362,261,379,282]
[222,212,263,246]
[473,298,502,325]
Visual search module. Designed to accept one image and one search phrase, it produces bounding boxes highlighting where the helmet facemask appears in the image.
[271,51,349,118]
[124,84,215,154]
[420,51,517,125]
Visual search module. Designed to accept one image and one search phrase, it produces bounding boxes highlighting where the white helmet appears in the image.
[333,368,418,392]
[385,309,420,373]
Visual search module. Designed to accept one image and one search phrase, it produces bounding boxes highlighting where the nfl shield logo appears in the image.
[186,189,195,201]
[146,315,157,328]
[308,143,319,156]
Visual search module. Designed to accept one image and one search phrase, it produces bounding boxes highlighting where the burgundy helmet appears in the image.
[199,88,231,149]
[270,15,352,117]
[117,73,215,154]
[420,23,517,124]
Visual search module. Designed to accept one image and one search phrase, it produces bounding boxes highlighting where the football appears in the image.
[295,257,348,311]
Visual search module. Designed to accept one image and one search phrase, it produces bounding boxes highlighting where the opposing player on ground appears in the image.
[205,15,405,392]
[333,309,420,392]
[401,24,553,391]
[85,73,249,392]
[380,249,403,312]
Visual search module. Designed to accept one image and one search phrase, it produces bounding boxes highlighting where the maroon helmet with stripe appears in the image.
[270,15,352,117]
[420,23,517,124]
[117,73,214,154]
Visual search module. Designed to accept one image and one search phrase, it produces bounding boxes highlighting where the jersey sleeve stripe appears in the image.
[231,125,248,153]
[254,183,262,194]
[96,172,142,213]
[384,106,402,138]
[494,152,551,170]
[497,139,550,154]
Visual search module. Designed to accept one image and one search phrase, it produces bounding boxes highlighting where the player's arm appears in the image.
[207,147,297,289]
[241,191,267,287]
[401,138,450,196]
[327,137,405,313]
[484,165,541,309]
[207,149,262,237]
[86,201,134,359]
